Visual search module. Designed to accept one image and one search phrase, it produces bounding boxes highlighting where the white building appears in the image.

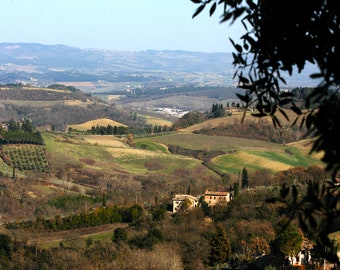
[172,194,199,213]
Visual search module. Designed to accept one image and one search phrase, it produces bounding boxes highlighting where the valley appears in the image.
[0,43,334,270]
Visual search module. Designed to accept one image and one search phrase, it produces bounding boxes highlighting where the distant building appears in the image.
[203,190,231,207]
[1,122,9,131]
[172,194,199,213]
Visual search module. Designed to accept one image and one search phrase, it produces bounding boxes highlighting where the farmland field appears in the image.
[140,114,173,127]
[146,133,282,151]
[68,118,127,131]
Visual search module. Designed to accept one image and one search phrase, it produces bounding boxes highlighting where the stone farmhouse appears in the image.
[172,194,199,213]
[203,190,231,207]
[172,190,231,213]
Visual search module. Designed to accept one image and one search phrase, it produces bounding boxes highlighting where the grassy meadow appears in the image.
[0,112,324,182]
[140,114,173,127]
[42,121,325,180]
[41,132,218,179]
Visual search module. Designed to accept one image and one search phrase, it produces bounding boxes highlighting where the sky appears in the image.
[0,0,243,52]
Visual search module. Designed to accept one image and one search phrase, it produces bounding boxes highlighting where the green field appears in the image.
[40,130,326,178]
[143,133,324,174]
[41,132,219,179]
[146,133,282,151]
[210,147,323,174]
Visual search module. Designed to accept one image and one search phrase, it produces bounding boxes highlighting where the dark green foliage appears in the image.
[129,227,163,250]
[112,227,128,245]
[5,204,143,231]
[274,221,302,257]
[150,204,167,221]
[0,131,44,145]
[102,192,107,208]
[46,195,99,212]
[241,167,248,189]
[233,182,240,196]
[209,224,231,265]
[0,233,11,259]
[7,119,20,132]
[122,204,143,223]
[88,124,129,135]
[211,103,225,118]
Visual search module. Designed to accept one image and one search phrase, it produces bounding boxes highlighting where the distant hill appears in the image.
[68,118,128,131]
[0,42,318,88]
[0,85,146,131]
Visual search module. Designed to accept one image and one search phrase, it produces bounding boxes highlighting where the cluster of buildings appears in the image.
[172,189,231,213]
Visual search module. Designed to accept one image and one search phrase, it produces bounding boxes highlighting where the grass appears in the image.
[134,140,168,153]
[35,224,127,249]
[139,114,173,127]
[82,135,129,148]
[110,149,204,175]
[210,146,324,174]
[41,130,324,182]
[42,133,217,178]
[0,158,14,177]
[147,133,282,151]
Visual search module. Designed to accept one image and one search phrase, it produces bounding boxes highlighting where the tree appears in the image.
[209,224,231,266]
[241,167,248,189]
[22,118,34,133]
[274,221,303,257]
[0,233,11,259]
[112,227,128,245]
[102,192,107,208]
[191,0,339,177]
[191,0,339,261]
[211,103,225,118]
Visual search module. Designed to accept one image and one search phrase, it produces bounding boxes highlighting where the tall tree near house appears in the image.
[8,119,19,132]
[241,167,248,189]
[22,119,34,133]
[191,0,339,261]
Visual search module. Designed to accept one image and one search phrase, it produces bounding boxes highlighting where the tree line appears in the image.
[5,204,143,231]
[81,123,173,136]
[0,119,44,145]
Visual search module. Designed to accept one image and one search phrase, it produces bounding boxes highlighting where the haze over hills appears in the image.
[0,42,318,90]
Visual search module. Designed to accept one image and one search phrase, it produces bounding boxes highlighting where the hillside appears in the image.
[0,85,147,131]
[0,116,328,269]
[67,118,128,132]
[0,125,325,224]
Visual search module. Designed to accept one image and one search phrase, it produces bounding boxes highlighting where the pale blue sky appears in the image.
[0,0,243,52]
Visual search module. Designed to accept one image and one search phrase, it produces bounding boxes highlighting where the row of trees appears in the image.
[83,124,173,136]
[5,204,143,231]
[0,131,44,145]
[1,118,34,133]
[0,119,44,145]
[0,163,331,269]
